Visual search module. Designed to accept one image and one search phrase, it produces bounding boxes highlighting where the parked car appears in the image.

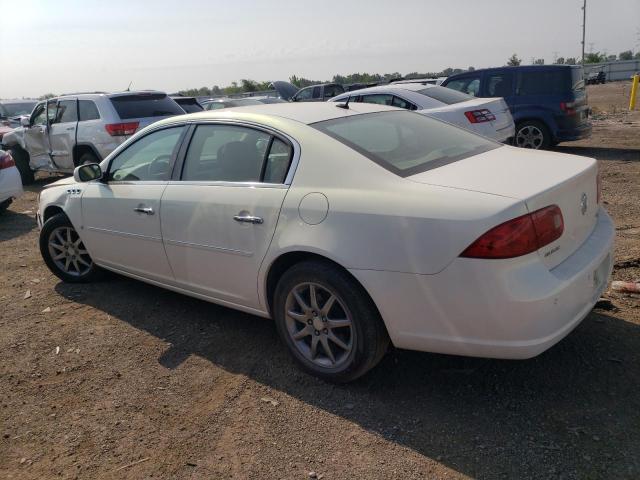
[1,91,184,184]
[442,65,591,149]
[0,99,38,127]
[330,84,515,143]
[290,83,345,102]
[171,96,203,113]
[391,77,447,86]
[250,96,287,104]
[37,102,613,382]
[0,149,23,213]
[586,71,606,85]
[202,98,264,110]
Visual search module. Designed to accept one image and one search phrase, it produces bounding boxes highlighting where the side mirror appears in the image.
[20,116,30,127]
[73,163,102,182]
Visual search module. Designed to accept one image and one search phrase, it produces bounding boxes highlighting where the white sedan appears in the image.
[36,103,614,382]
[330,83,515,143]
[0,150,23,213]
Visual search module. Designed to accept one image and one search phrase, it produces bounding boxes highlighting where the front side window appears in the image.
[30,103,46,126]
[53,100,77,124]
[313,111,499,177]
[444,76,481,96]
[78,100,101,121]
[295,88,313,101]
[181,124,292,183]
[486,73,514,97]
[108,126,184,181]
[46,100,57,123]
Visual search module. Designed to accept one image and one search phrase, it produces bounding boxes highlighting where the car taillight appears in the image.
[560,101,576,115]
[464,109,496,123]
[461,205,564,259]
[0,152,16,170]
[105,122,139,136]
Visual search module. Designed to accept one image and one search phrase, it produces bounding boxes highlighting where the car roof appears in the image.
[55,90,168,100]
[446,65,579,79]
[334,83,430,97]
[151,102,399,127]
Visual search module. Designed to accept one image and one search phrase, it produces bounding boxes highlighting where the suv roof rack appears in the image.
[59,91,108,96]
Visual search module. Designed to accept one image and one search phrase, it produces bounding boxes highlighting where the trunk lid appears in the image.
[408,146,599,268]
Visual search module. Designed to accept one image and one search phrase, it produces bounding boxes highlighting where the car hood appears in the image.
[272,81,299,101]
[42,176,77,190]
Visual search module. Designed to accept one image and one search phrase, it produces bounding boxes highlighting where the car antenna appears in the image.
[335,96,350,109]
[126,81,132,92]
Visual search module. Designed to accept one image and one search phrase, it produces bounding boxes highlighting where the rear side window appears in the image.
[263,138,293,183]
[78,100,100,121]
[417,86,472,104]
[312,87,321,99]
[486,73,514,97]
[53,100,78,123]
[392,96,417,110]
[323,84,344,98]
[570,68,585,91]
[313,111,498,177]
[109,94,184,119]
[517,70,567,95]
[444,76,481,96]
[360,94,393,106]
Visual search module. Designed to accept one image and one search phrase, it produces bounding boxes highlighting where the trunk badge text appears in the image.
[580,193,588,215]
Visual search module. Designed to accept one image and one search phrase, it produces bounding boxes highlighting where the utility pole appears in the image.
[581,0,587,64]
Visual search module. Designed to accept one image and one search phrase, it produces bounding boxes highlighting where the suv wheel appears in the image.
[39,213,103,283]
[77,151,99,166]
[273,260,389,382]
[515,121,551,150]
[10,147,35,185]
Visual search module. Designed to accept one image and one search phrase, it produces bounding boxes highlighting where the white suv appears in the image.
[1,91,184,184]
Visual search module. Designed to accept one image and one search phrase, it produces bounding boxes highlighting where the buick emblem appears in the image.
[580,193,588,215]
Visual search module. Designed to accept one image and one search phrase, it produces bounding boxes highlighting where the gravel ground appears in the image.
[1,82,639,480]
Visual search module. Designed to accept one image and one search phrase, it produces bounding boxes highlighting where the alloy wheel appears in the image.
[47,226,93,277]
[284,282,354,368]
[516,125,544,149]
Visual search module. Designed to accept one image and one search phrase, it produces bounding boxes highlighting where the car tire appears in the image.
[39,213,103,283]
[10,147,35,185]
[77,151,99,166]
[515,120,551,150]
[273,260,389,383]
[0,198,11,213]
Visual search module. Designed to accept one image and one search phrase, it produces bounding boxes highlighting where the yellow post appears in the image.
[630,74,639,111]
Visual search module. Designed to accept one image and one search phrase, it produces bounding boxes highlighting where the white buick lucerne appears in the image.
[36,102,614,382]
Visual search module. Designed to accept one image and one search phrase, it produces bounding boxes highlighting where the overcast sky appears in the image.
[1,0,638,98]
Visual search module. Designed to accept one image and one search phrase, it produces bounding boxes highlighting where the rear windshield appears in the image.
[1,101,37,117]
[417,86,472,105]
[174,98,203,113]
[313,111,499,177]
[570,67,585,91]
[109,94,184,119]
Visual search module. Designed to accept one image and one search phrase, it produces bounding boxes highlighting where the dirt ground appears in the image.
[1,82,639,480]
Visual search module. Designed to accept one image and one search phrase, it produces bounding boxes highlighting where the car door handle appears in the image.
[133,207,154,215]
[66,127,75,131]
[233,214,263,224]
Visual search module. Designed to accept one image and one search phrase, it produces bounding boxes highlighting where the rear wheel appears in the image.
[273,260,389,382]
[10,147,34,185]
[515,120,551,150]
[76,150,99,166]
[39,213,103,283]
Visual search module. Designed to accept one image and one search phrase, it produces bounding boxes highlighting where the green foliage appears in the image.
[555,57,565,64]
[619,50,633,61]
[533,58,545,65]
[38,93,56,100]
[506,54,521,66]
[565,57,577,65]
[584,52,607,64]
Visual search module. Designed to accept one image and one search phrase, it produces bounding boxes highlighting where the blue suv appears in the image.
[442,65,591,149]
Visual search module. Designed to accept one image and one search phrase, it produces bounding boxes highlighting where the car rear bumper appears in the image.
[350,207,614,359]
[0,166,23,203]
[555,122,592,142]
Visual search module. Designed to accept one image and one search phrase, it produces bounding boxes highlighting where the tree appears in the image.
[565,57,577,65]
[38,93,56,100]
[506,54,521,66]
[533,58,545,65]
[584,52,606,63]
[619,50,633,61]
[636,52,640,60]
[240,79,258,92]
[555,57,565,64]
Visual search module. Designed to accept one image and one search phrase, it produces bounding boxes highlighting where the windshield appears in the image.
[417,86,472,105]
[1,101,37,117]
[313,111,499,177]
[109,93,184,119]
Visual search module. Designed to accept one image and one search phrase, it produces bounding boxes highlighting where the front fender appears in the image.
[1,128,25,149]
[38,180,84,236]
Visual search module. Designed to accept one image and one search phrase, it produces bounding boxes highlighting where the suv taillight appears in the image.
[464,109,496,123]
[560,101,576,115]
[0,152,16,170]
[461,205,564,259]
[105,122,139,136]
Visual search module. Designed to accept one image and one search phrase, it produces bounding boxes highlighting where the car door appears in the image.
[48,98,78,170]
[81,124,187,282]
[23,102,53,170]
[160,122,295,310]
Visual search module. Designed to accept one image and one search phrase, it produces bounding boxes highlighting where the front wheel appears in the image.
[76,151,99,166]
[39,213,103,283]
[273,261,389,382]
[10,147,34,185]
[515,121,551,150]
